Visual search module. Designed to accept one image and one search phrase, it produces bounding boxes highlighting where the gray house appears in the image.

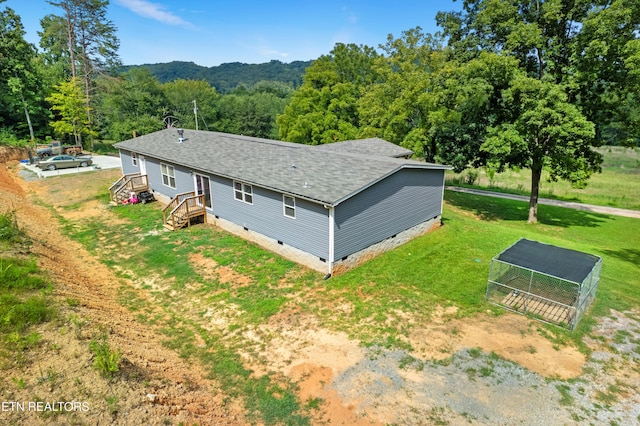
[113,128,450,275]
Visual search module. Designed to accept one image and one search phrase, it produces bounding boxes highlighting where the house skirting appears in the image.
[206,212,329,273]
[156,189,441,275]
[330,215,442,275]
[209,211,442,276]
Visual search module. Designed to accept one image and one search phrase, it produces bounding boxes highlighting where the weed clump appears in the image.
[89,335,122,379]
[0,209,30,250]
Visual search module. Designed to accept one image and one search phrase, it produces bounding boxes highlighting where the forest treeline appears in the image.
[1,0,639,222]
[121,60,311,93]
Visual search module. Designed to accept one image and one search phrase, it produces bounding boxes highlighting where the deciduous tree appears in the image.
[481,75,599,223]
[0,2,45,141]
[46,77,96,144]
[435,0,638,222]
[277,43,378,144]
[358,28,445,158]
[94,68,165,141]
[46,0,120,146]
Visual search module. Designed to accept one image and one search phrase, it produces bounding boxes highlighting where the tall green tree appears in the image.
[38,14,72,81]
[437,0,640,145]
[277,43,379,144]
[435,0,638,222]
[162,79,219,131]
[481,75,598,222]
[0,2,45,141]
[571,0,640,146]
[358,28,448,158]
[94,68,165,141]
[427,52,522,171]
[46,77,96,144]
[46,0,120,145]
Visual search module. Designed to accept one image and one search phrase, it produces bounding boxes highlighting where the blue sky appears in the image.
[3,0,460,67]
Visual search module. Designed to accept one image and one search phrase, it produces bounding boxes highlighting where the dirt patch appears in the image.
[409,310,585,379]
[189,252,253,287]
[290,363,381,425]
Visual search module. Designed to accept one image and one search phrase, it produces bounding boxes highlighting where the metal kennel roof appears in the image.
[496,239,601,284]
[487,238,603,330]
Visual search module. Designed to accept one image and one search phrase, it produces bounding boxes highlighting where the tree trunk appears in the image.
[62,0,76,78]
[20,94,35,144]
[528,157,542,223]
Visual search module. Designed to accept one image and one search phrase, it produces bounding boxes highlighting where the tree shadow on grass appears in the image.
[444,191,610,228]
[600,248,640,266]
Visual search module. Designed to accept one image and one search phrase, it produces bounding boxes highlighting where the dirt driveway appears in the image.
[1,152,639,425]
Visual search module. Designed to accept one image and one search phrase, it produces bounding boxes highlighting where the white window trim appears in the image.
[233,181,253,205]
[161,163,176,189]
[131,152,138,166]
[283,195,296,219]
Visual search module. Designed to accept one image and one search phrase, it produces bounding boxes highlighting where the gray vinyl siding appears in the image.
[120,150,138,175]
[209,175,330,259]
[333,168,444,261]
[142,157,193,199]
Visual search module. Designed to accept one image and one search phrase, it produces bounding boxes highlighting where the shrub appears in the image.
[465,169,479,185]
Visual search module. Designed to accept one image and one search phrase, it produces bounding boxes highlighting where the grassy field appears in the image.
[50,167,640,423]
[445,146,640,210]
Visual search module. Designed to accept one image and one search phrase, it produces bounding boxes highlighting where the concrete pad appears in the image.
[20,154,122,179]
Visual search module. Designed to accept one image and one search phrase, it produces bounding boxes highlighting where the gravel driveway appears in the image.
[332,310,640,425]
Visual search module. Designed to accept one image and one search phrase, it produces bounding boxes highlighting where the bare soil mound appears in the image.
[0,161,246,425]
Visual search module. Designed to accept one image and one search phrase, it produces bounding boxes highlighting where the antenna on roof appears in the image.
[163,115,179,128]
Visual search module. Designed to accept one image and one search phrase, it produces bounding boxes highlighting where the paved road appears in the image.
[446,186,640,219]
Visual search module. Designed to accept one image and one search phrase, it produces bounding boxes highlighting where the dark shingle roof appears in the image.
[114,129,450,205]
[314,138,414,158]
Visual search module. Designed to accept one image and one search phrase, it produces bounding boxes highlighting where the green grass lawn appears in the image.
[445,146,640,210]
[56,171,640,424]
[0,210,54,369]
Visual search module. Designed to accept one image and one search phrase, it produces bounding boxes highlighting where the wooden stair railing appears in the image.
[162,192,206,230]
[109,173,149,204]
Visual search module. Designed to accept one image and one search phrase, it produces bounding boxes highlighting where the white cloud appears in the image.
[257,48,289,60]
[115,0,196,28]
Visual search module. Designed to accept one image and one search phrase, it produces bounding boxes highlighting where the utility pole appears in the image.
[193,100,198,131]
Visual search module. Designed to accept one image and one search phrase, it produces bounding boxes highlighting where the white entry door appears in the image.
[194,173,212,209]
[139,155,147,175]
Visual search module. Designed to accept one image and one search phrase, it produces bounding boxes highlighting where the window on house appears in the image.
[234,181,253,204]
[161,163,176,188]
[131,152,138,166]
[283,195,296,218]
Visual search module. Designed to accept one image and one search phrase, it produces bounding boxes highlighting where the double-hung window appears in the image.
[234,181,253,204]
[161,163,176,188]
[283,195,296,218]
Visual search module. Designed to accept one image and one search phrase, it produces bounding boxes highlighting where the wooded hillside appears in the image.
[121,59,312,93]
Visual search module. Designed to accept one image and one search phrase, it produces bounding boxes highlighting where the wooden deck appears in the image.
[501,291,575,326]
[162,192,207,230]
